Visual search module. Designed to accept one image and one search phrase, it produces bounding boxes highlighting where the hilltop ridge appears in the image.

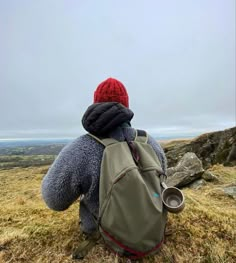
[162,126,236,168]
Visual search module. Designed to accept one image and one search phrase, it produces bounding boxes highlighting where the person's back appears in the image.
[41,78,167,257]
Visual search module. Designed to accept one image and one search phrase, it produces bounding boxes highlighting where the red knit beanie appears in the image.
[94,78,129,108]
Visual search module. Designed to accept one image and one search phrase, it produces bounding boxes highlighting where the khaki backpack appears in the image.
[89,130,167,259]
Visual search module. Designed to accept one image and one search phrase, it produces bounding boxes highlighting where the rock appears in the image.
[166,152,204,188]
[223,186,236,199]
[202,171,219,182]
[163,127,236,168]
[189,179,207,190]
[226,144,236,165]
[166,167,175,177]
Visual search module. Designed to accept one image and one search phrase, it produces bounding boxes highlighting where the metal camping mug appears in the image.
[161,182,185,213]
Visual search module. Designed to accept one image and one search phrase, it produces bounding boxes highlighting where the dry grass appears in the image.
[0,165,236,263]
[159,139,191,148]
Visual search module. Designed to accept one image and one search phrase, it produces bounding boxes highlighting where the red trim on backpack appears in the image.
[101,227,164,259]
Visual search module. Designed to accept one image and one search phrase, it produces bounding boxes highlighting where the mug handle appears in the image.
[161,182,168,189]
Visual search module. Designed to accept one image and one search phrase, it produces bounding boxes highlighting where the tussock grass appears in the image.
[0,165,235,262]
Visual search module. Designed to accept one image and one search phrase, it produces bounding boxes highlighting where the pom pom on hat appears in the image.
[94,78,129,108]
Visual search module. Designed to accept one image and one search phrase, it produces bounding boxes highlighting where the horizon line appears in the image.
[0,125,235,141]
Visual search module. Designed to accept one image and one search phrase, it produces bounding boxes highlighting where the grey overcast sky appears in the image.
[0,0,235,139]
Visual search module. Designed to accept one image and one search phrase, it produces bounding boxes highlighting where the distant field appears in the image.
[0,144,65,156]
[0,155,56,169]
[0,138,72,148]
[0,164,235,263]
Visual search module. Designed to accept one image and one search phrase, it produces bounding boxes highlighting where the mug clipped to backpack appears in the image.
[161,182,185,213]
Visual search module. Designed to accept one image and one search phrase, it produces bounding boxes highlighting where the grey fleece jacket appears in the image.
[41,103,167,234]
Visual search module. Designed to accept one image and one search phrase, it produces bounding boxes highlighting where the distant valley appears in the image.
[0,139,71,169]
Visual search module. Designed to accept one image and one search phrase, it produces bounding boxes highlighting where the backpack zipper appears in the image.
[98,166,137,224]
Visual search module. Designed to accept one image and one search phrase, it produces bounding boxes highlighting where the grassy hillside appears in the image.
[0,165,235,263]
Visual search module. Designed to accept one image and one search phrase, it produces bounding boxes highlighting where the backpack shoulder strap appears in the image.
[134,129,148,144]
[88,133,118,147]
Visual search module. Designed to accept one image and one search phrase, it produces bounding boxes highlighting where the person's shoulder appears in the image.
[146,133,161,147]
[134,129,161,148]
[124,127,152,141]
[63,134,101,151]
[51,134,103,169]
[71,134,96,146]
[130,128,151,141]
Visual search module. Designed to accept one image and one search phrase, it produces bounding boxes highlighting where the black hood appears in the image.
[82,102,134,136]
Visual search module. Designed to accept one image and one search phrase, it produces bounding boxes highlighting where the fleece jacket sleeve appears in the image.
[41,137,90,211]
